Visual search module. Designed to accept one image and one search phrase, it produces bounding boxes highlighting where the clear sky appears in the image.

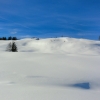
[0,0,100,40]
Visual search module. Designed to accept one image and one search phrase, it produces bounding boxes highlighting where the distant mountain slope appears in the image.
[0,37,100,55]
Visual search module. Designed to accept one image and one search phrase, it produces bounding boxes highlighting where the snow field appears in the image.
[0,37,100,100]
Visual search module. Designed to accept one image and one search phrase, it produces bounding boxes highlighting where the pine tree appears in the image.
[8,36,12,40]
[12,42,18,52]
[6,42,18,52]
[2,37,6,40]
[6,42,12,52]
[12,37,17,40]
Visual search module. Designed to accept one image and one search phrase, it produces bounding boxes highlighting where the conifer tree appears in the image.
[12,37,17,40]
[8,36,12,40]
[6,42,18,52]
[11,42,18,52]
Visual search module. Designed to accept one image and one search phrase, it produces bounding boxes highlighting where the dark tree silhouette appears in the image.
[8,36,12,40]
[12,37,17,40]
[99,36,100,41]
[3,37,7,40]
[0,36,18,40]
[0,37,3,40]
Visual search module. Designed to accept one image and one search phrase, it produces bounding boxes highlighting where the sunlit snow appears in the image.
[0,37,100,100]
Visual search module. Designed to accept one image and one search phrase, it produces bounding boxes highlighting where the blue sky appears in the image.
[0,0,100,40]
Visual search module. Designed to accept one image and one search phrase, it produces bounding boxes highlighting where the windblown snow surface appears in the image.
[0,37,100,100]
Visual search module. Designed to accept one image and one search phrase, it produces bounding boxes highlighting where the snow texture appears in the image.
[0,37,100,100]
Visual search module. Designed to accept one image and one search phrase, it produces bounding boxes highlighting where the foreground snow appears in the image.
[0,37,100,100]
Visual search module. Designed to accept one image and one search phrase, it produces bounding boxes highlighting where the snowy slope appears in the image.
[0,37,100,54]
[0,37,100,100]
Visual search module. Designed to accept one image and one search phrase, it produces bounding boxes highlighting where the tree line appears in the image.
[0,36,18,40]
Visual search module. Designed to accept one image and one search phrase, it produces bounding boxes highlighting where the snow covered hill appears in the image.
[0,37,100,100]
[0,37,100,54]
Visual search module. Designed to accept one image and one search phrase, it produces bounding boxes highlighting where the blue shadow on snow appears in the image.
[71,82,90,89]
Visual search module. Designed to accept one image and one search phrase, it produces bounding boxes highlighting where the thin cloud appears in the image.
[78,33,99,36]
[10,31,17,34]
[19,35,32,38]
[9,28,21,35]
